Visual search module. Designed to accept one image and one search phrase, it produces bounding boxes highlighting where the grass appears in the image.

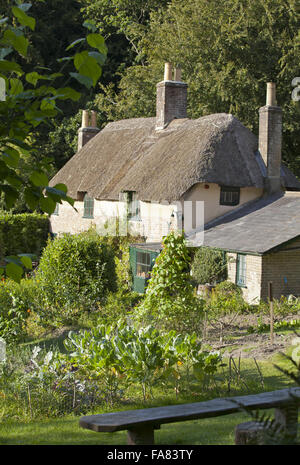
[0,349,298,445]
[0,412,261,445]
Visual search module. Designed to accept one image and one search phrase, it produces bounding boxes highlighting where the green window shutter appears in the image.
[83,195,94,218]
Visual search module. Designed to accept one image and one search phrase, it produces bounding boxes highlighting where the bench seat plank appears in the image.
[79,387,300,433]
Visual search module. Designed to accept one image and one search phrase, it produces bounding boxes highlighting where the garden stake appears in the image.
[231,357,250,391]
[228,356,232,393]
[73,378,76,410]
[253,358,265,389]
[27,385,32,419]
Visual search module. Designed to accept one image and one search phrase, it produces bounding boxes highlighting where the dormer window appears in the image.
[83,194,94,218]
[220,186,240,206]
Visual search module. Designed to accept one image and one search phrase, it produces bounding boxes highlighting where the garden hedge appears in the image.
[0,212,50,258]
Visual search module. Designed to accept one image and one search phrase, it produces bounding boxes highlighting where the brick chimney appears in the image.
[78,110,99,151]
[258,83,283,195]
[156,63,188,130]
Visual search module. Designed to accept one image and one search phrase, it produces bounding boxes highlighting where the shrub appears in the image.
[204,281,250,316]
[94,290,143,327]
[0,212,49,258]
[35,230,117,327]
[213,281,242,296]
[191,247,227,285]
[0,278,38,343]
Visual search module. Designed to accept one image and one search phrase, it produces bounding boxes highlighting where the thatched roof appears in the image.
[50,114,300,202]
[190,192,300,254]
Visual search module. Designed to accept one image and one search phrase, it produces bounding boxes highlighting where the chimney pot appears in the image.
[266,82,276,106]
[78,109,99,151]
[81,109,89,128]
[90,110,97,127]
[174,67,182,82]
[164,62,173,81]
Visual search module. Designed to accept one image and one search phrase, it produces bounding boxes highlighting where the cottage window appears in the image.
[220,186,240,206]
[83,195,94,218]
[236,254,246,287]
[120,191,140,220]
[136,251,151,279]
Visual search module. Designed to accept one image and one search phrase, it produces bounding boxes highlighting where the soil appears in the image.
[204,312,300,360]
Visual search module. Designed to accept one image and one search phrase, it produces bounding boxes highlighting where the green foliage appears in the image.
[64,322,222,402]
[0,212,49,258]
[35,230,117,326]
[204,281,249,316]
[0,2,106,280]
[247,319,300,335]
[135,232,204,333]
[95,289,143,327]
[254,296,300,317]
[0,278,37,342]
[191,247,227,285]
[97,0,300,177]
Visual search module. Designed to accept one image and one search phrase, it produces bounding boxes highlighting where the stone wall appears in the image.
[227,252,263,304]
[226,238,300,303]
[261,238,300,300]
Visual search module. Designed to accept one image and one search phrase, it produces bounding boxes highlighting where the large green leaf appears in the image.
[6,262,23,283]
[86,34,107,55]
[39,195,56,214]
[69,72,93,89]
[12,6,36,31]
[74,51,102,87]
[53,183,68,194]
[0,60,23,74]
[54,87,81,101]
[24,186,40,210]
[25,71,47,86]
[3,30,29,56]
[1,184,18,209]
[18,254,33,270]
[9,78,24,95]
[88,51,106,66]
[29,170,48,187]
[2,147,20,168]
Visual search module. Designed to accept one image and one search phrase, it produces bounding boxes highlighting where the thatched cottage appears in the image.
[49,63,300,299]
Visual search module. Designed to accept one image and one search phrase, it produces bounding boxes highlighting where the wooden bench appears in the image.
[79,387,300,445]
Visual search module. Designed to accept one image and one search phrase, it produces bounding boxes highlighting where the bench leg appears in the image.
[127,426,155,445]
[275,405,298,442]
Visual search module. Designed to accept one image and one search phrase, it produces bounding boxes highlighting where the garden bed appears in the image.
[205,312,300,360]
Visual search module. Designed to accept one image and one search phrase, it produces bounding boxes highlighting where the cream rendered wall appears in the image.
[49,199,126,235]
[49,198,177,243]
[49,182,263,242]
[183,183,263,224]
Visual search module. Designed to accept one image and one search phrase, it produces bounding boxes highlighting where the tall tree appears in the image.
[95,0,300,176]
